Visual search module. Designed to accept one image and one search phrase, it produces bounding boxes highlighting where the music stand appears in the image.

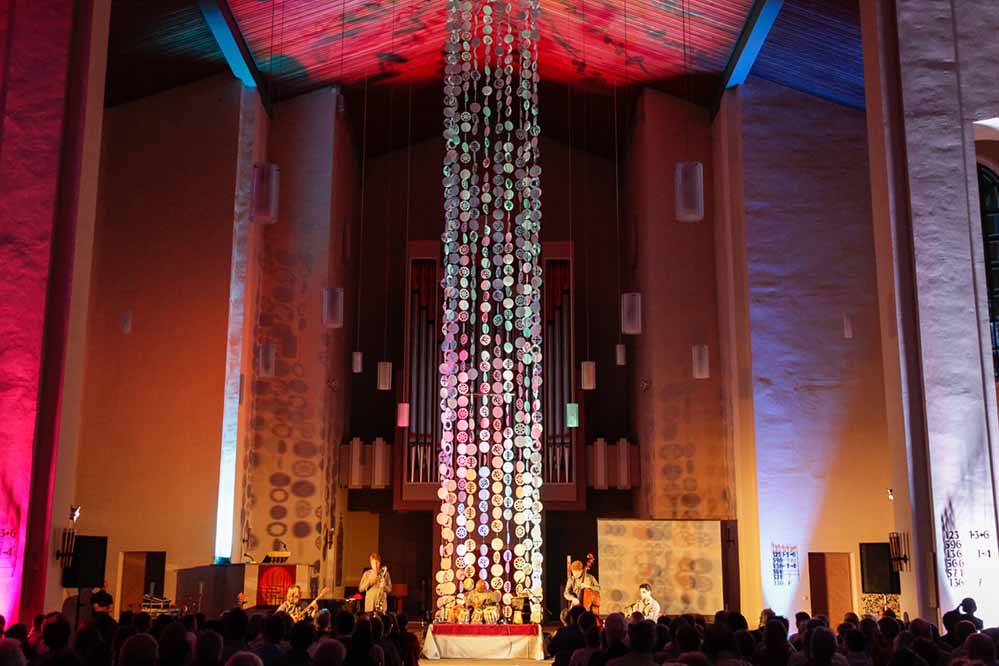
[262,551,291,564]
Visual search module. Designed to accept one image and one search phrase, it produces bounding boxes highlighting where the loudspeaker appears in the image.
[251,163,280,225]
[860,542,900,594]
[323,287,344,329]
[64,536,108,589]
[259,342,276,377]
[674,161,704,223]
[621,293,642,335]
[692,344,710,379]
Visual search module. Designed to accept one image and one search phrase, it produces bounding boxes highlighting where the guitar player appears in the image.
[563,558,600,611]
[276,584,330,621]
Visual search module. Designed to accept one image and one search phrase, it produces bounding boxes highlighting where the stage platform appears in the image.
[422,624,545,661]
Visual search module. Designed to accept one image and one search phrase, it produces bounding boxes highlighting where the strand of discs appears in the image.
[437,0,544,622]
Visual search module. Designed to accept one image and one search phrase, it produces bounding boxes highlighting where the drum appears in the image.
[446,605,459,623]
[482,606,500,624]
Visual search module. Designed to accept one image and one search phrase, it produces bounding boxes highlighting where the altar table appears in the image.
[422,623,545,660]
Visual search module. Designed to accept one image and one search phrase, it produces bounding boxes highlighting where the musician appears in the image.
[277,585,315,620]
[626,583,661,620]
[358,552,391,614]
[564,559,600,608]
[467,580,500,624]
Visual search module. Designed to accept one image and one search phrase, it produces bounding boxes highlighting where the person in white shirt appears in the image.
[358,553,392,614]
[626,584,661,621]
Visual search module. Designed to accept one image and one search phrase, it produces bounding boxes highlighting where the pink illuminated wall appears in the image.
[0,1,91,621]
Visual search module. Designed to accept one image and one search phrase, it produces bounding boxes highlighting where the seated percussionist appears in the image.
[467,580,500,624]
[563,560,600,608]
[626,583,661,620]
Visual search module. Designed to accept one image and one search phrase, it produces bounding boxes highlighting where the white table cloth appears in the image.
[422,623,545,660]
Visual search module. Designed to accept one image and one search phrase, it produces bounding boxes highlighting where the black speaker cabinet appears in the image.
[859,542,901,594]
[63,536,108,589]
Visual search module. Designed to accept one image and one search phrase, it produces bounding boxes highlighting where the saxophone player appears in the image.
[358,552,392,614]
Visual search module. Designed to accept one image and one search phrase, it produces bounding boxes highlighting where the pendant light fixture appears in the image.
[676,0,704,223]
[619,0,642,339]
[566,402,580,429]
[352,74,369,375]
[569,50,595,392]
[377,2,398,393]
[613,81,627,365]
[396,80,415,422]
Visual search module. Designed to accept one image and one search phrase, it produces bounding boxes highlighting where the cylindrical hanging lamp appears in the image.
[581,361,596,391]
[566,403,580,429]
[621,293,642,335]
[377,361,392,391]
[396,402,410,427]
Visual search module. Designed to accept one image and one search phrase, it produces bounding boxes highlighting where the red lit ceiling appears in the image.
[226,0,755,97]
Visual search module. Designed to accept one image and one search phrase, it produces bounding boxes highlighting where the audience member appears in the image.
[118,634,157,666]
[591,613,630,666]
[391,617,417,666]
[309,640,344,666]
[194,631,223,666]
[550,606,587,666]
[225,652,263,666]
[608,620,657,666]
[368,618,397,666]
[1,591,995,666]
[0,639,26,666]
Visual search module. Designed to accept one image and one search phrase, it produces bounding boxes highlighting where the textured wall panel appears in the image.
[597,519,722,615]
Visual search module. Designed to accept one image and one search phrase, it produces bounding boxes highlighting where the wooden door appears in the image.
[120,552,146,613]
[808,552,853,621]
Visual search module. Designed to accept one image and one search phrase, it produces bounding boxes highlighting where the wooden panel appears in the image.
[120,552,147,614]
[377,511,433,617]
[808,552,852,620]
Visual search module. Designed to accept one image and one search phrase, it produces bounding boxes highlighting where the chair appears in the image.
[390,583,408,615]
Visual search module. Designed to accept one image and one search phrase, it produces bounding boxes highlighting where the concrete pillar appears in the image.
[626,88,734,522]
[217,87,268,564]
[243,87,353,593]
[711,87,763,618]
[861,0,999,623]
[0,0,97,621]
[43,0,112,614]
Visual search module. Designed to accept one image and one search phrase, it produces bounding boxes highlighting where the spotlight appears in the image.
[70,506,81,522]
[887,488,895,501]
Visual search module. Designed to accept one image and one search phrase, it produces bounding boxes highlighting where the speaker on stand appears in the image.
[61,535,108,629]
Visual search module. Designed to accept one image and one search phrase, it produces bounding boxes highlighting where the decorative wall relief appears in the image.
[860,593,901,616]
[598,519,723,615]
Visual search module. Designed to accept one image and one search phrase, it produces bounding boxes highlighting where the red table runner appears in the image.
[431,624,538,637]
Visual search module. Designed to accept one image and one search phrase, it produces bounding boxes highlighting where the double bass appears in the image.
[579,554,601,615]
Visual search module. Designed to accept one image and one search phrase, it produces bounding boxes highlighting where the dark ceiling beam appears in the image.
[710,0,783,118]
[197,0,271,112]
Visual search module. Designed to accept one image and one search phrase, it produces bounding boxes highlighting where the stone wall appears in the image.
[741,76,893,615]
